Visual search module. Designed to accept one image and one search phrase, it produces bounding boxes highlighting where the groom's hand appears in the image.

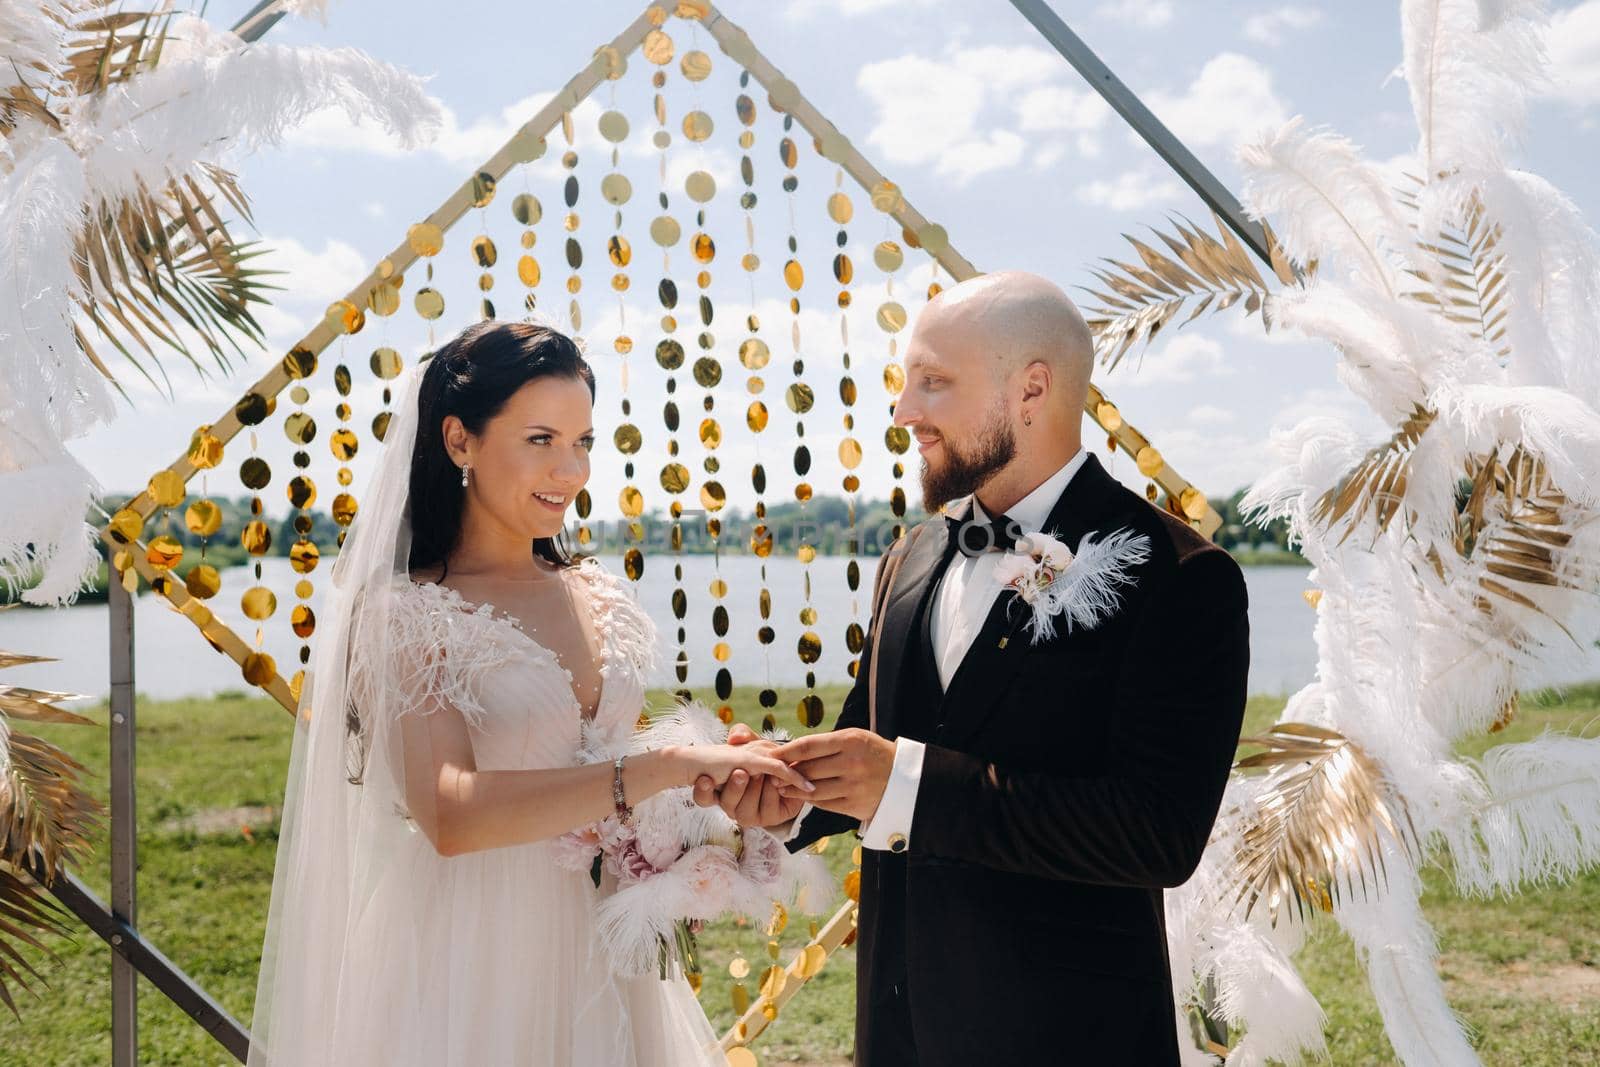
[692,724,806,827]
[770,729,895,823]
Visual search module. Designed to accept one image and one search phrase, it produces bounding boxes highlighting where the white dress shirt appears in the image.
[785,448,1089,852]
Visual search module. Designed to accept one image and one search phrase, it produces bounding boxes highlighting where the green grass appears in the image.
[4,684,1600,1064]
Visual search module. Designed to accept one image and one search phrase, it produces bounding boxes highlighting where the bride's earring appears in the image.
[460,463,471,488]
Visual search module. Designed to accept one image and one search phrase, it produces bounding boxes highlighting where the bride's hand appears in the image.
[672,743,814,794]
[691,724,809,827]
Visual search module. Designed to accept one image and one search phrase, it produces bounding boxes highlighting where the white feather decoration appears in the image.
[1240,117,1419,298]
[76,16,442,202]
[1445,733,1600,894]
[1401,0,1548,180]
[1334,858,1478,1066]
[0,0,72,98]
[576,700,833,977]
[0,123,106,605]
[0,9,442,605]
[998,528,1151,644]
[1152,4,1600,1062]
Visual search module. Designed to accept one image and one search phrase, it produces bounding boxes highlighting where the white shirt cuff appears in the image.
[859,737,925,853]
[780,802,815,844]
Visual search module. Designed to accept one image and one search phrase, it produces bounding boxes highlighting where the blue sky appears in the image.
[68,0,1600,523]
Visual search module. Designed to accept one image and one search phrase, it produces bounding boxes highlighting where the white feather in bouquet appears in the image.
[556,700,832,977]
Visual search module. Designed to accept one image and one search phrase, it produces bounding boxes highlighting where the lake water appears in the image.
[3,555,1595,704]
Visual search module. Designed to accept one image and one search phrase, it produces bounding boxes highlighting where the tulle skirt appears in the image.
[252,823,724,1067]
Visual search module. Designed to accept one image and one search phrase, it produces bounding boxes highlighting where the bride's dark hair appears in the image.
[406,320,596,576]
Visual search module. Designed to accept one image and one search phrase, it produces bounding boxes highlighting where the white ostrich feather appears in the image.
[1430,382,1600,506]
[0,453,102,606]
[1334,857,1477,1067]
[1444,732,1600,894]
[1241,414,1368,534]
[1401,0,1548,180]
[1004,528,1151,644]
[578,699,834,976]
[0,123,108,606]
[73,16,441,201]
[0,122,105,443]
[1207,921,1326,1067]
[1240,118,1418,298]
[0,0,72,98]
[1474,169,1600,393]
[1166,788,1326,1067]
[280,0,331,24]
[1266,284,1443,425]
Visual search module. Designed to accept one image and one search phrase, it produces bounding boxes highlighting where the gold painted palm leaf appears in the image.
[1231,723,1420,924]
[1459,446,1585,649]
[0,861,74,1019]
[1397,180,1511,358]
[1083,211,1299,372]
[1312,403,1438,543]
[0,651,104,1018]
[75,168,277,393]
[3,3,276,396]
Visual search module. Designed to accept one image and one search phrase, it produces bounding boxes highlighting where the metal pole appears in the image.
[230,0,288,43]
[1007,0,1279,269]
[108,574,138,1067]
[30,859,252,1064]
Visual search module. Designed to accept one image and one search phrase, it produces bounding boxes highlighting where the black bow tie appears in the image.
[946,510,1023,558]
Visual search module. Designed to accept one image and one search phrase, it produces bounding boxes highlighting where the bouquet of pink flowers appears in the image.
[553,700,832,978]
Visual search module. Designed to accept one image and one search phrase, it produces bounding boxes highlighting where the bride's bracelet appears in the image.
[612,755,633,822]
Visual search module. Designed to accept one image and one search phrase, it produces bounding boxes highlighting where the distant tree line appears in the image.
[3,484,1302,606]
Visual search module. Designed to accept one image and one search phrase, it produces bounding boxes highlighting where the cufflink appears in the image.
[887,832,908,854]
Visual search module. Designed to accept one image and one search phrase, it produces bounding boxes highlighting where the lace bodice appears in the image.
[389,558,656,771]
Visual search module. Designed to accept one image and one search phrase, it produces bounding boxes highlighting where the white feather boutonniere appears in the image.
[994,527,1153,644]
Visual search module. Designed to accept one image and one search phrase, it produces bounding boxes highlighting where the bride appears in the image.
[247,319,811,1066]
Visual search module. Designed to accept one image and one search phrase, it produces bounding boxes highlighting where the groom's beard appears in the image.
[918,405,1017,512]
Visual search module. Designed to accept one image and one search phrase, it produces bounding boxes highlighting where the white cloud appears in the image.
[1016,84,1112,135]
[1242,6,1324,46]
[783,0,943,19]
[855,52,1040,184]
[1144,53,1290,149]
[1189,403,1236,425]
[1126,385,1381,495]
[1133,425,1264,493]
[257,236,369,309]
[857,54,983,168]
[1105,334,1235,385]
[1076,167,1183,211]
[1546,1,1600,105]
[1094,0,1174,29]
[939,129,1029,184]
[951,45,1066,95]
[856,46,1107,185]
[284,93,608,170]
[1033,141,1070,172]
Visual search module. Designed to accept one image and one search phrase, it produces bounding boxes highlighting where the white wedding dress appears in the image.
[248,358,726,1065]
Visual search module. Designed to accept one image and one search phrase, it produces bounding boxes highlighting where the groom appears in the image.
[695,270,1250,1066]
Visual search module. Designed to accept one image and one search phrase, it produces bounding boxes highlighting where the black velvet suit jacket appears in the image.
[789,453,1250,1067]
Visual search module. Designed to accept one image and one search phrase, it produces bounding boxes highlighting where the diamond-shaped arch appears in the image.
[92,3,1226,1058]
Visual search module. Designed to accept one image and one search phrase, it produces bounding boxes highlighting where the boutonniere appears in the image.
[993,527,1153,644]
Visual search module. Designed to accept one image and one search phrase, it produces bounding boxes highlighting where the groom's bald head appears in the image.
[893,271,1097,513]
[918,270,1095,410]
